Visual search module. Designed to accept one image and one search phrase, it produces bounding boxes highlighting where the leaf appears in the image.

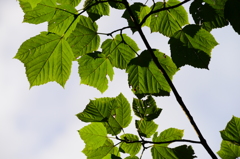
[122,3,151,33]
[79,122,107,149]
[125,156,139,159]
[120,134,141,156]
[104,93,132,135]
[133,96,162,120]
[15,32,73,87]
[20,0,43,9]
[56,0,81,7]
[48,5,80,37]
[220,116,240,144]
[190,0,228,31]
[169,24,218,68]
[217,140,240,159]
[135,120,158,138]
[84,0,110,21]
[151,146,178,159]
[67,15,100,58]
[20,0,56,24]
[78,52,114,93]
[83,138,116,159]
[108,0,125,10]
[150,0,189,37]
[76,97,115,122]
[225,0,240,34]
[126,50,178,98]
[101,34,139,69]
[173,145,196,159]
[153,128,184,146]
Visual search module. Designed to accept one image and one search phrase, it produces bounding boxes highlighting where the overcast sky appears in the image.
[1,1,240,159]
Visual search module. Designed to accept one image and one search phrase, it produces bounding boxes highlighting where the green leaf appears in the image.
[133,96,162,120]
[76,97,115,122]
[83,138,116,159]
[150,0,189,37]
[217,140,240,159]
[48,5,80,37]
[20,0,56,24]
[15,32,73,87]
[101,34,139,69]
[225,0,240,34]
[169,24,218,68]
[104,93,132,135]
[173,145,196,159]
[190,0,228,31]
[125,156,139,159]
[78,52,114,93]
[67,15,100,58]
[151,146,178,159]
[56,0,81,7]
[108,0,125,10]
[120,134,141,156]
[20,0,43,9]
[153,128,184,146]
[79,122,107,149]
[220,116,240,144]
[122,3,151,33]
[84,0,110,21]
[135,120,158,138]
[126,50,178,98]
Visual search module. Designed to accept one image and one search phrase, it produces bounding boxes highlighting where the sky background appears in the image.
[1,0,240,159]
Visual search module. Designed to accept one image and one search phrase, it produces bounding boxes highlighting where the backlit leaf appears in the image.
[135,120,158,138]
[150,0,189,37]
[67,15,100,58]
[57,0,81,7]
[225,0,240,34]
[79,122,107,149]
[151,146,178,159]
[15,32,73,87]
[20,0,43,9]
[76,97,115,122]
[101,34,139,69]
[169,24,218,68]
[108,0,125,10]
[126,50,178,98]
[78,52,114,93]
[120,134,141,156]
[217,140,240,159]
[125,156,139,159]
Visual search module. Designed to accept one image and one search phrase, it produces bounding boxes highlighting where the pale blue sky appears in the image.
[1,1,240,159]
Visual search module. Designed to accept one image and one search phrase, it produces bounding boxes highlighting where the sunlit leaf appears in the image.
[150,0,189,37]
[135,120,158,138]
[20,0,43,9]
[79,122,107,149]
[120,134,141,156]
[78,52,114,93]
[76,97,115,122]
[169,24,218,68]
[102,34,139,69]
[217,140,240,159]
[126,50,178,98]
[225,0,240,34]
[133,96,162,120]
[67,15,100,58]
[15,32,73,87]
[190,0,228,31]
[122,3,151,33]
[57,0,81,7]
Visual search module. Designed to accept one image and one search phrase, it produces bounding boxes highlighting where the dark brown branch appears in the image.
[122,0,218,158]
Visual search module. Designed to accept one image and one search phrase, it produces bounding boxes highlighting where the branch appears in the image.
[122,0,218,158]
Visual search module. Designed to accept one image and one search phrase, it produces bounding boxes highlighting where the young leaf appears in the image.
[101,34,139,69]
[79,122,107,149]
[84,0,110,21]
[15,32,73,87]
[126,50,178,98]
[76,97,115,122]
[135,120,158,138]
[133,96,162,120]
[20,0,43,9]
[122,3,151,33]
[169,24,218,68]
[20,0,56,24]
[56,0,81,7]
[48,5,80,37]
[67,15,100,58]
[217,140,240,159]
[120,134,141,156]
[225,0,240,34]
[150,0,189,37]
[104,93,132,135]
[78,52,114,93]
[173,145,196,159]
[190,0,228,31]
